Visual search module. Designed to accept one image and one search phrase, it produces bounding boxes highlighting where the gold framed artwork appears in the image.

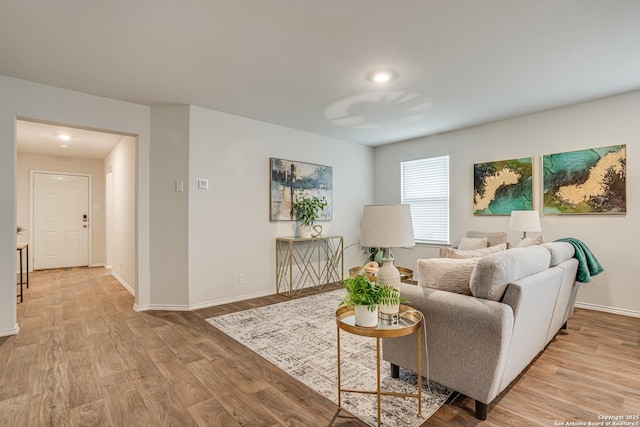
[473,157,533,215]
[269,158,333,221]
[543,145,626,214]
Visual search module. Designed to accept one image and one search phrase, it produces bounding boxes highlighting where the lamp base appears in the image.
[376,258,401,287]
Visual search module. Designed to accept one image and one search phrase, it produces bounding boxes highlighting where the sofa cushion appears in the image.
[417,257,480,295]
[466,231,508,247]
[443,243,507,259]
[542,242,575,266]
[469,246,552,301]
[458,237,488,250]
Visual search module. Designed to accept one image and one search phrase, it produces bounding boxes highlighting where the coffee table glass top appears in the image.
[335,304,422,338]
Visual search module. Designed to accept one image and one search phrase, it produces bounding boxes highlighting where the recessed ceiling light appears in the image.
[368,70,397,84]
[59,143,69,149]
[58,134,71,141]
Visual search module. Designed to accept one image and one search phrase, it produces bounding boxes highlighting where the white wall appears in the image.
[148,106,190,308]
[187,106,374,308]
[16,152,106,268]
[0,74,150,336]
[375,90,640,315]
[104,136,137,293]
[0,73,372,332]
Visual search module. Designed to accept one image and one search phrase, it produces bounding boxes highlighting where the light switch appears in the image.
[175,181,184,192]
[197,178,209,190]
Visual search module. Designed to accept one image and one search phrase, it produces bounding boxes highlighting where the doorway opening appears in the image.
[16,118,138,298]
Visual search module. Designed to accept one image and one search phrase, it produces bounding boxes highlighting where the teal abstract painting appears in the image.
[543,145,626,214]
[474,157,533,215]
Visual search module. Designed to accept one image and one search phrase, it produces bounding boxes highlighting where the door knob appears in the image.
[83,224,87,228]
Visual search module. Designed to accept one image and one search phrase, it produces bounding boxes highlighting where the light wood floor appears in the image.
[1,267,639,426]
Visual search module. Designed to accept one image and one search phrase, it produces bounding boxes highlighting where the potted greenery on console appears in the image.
[339,274,380,327]
[293,195,327,238]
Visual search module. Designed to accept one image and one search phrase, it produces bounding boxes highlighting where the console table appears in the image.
[275,235,343,297]
[17,243,29,303]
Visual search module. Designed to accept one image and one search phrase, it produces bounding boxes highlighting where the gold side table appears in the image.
[349,266,413,283]
[336,304,423,426]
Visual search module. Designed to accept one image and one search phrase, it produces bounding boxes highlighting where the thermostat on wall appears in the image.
[197,178,209,190]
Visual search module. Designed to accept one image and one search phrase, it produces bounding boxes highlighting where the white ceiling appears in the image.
[2,1,640,147]
[16,120,124,160]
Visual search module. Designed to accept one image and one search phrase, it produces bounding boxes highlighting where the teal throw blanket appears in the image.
[555,238,603,283]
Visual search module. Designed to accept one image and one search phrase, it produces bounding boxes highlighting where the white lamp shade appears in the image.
[509,210,541,233]
[360,204,415,249]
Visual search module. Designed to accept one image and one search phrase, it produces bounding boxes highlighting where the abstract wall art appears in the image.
[473,157,533,215]
[543,145,626,214]
[270,158,333,221]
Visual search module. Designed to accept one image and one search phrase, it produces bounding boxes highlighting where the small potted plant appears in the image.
[338,274,380,327]
[368,247,382,267]
[377,283,408,317]
[293,194,327,238]
[17,225,26,242]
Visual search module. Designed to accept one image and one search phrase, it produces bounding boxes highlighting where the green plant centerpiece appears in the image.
[292,195,327,238]
[339,274,380,327]
[17,225,24,235]
[377,283,409,316]
[339,274,379,310]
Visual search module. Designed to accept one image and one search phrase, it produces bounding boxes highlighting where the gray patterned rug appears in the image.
[206,290,452,426]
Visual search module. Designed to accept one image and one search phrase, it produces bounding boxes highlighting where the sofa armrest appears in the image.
[383,283,514,404]
[499,268,563,388]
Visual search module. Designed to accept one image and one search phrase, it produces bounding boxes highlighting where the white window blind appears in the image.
[401,155,450,244]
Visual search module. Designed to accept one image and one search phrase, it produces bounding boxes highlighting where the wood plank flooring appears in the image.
[1,267,639,426]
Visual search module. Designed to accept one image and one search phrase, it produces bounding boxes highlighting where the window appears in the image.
[401,155,449,244]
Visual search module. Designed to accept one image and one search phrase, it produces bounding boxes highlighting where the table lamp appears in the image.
[360,204,415,287]
[509,210,541,239]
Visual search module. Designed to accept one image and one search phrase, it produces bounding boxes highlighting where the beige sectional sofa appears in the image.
[382,242,580,420]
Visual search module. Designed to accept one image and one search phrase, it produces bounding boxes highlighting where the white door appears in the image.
[33,173,89,270]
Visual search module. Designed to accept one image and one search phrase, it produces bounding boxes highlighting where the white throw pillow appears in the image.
[443,243,508,259]
[516,235,544,248]
[458,237,488,250]
[466,231,508,247]
[418,257,481,295]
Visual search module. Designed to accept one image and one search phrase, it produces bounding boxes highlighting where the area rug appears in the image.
[206,290,452,426]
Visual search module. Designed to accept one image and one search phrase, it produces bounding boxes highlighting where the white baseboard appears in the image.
[132,289,277,312]
[133,303,190,312]
[188,289,275,311]
[575,302,640,318]
[111,271,135,296]
[0,324,20,337]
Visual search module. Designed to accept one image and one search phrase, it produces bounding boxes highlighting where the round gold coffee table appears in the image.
[335,304,424,426]
[349,266,413,283]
